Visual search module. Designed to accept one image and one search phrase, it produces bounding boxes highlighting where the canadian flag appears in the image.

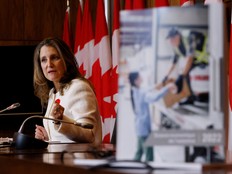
[133,0,145,9]
[125,0,145,10]
[124,0,132,9]
[75,0,95,78]
[110,0,121,143]
[154,0,170,7]
[93,0,114,143]
[74,2,82,55]
[180,0,195,6]
[62,4,72,50]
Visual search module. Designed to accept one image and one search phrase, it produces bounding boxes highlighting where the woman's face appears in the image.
[39,45,66,84]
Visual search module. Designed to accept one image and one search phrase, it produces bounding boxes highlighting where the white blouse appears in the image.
[43,78,102,147]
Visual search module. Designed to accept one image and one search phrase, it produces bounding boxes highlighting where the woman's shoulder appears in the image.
[69,78,93,91]
[71,78,89,85]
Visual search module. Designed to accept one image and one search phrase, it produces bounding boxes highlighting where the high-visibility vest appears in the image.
[174,31,209,65]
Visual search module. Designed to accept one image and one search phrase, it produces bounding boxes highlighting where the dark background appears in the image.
[0,46,44,137]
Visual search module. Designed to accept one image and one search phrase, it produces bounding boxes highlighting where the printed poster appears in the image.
[116,4,226,165]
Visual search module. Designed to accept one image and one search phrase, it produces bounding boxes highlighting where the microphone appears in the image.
[13,115,94,149]
[0,102,20,113]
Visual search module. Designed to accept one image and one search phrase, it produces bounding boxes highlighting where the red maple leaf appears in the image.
[110,66,118,118]
[88,59,118,122]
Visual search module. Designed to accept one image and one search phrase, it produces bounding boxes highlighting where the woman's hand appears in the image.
[35,125,49,141]
[51,102,64,120]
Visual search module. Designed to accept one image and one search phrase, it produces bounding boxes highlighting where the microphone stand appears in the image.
[13,115,94,149]
[18,115,93,133]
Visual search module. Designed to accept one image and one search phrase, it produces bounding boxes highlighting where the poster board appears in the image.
[116,4,226,166]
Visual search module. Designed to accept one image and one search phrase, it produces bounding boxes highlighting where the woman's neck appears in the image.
[53,82,60,93]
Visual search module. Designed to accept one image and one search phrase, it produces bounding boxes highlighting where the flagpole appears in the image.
[67,0,70,28]
[79,0,83,12]
[67,0,69,7]
[62,0,72,50]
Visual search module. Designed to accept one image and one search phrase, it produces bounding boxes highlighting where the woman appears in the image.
[34,37,102,147]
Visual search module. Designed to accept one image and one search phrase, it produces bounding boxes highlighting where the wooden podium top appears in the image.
[0,143,117,174]
[1,142,232,174]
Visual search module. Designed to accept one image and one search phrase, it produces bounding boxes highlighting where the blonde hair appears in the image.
[33,37,89,108]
